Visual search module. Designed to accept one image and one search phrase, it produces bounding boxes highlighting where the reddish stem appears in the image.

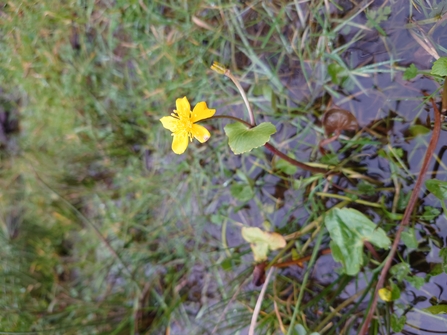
[264,143,328,174]
[211,115,328,174]
[359,95,442,334]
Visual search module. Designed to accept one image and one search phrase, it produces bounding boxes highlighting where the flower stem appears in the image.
[223,69,256,126]
[210,115,328,174]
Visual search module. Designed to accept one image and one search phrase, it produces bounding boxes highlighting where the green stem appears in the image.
[210,115,328,174]
[315,192,383,208]
[442,77,447,115]
[224,70,256,126]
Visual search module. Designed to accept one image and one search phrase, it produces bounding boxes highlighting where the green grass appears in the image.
[0,0,446,334]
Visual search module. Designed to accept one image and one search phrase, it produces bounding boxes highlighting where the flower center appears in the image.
[178,113,194,140]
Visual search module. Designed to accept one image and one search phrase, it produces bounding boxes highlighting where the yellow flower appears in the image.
[378,288,392,302]
[160,97,215,154]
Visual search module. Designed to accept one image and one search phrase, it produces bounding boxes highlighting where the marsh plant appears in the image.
[2,1,447,334]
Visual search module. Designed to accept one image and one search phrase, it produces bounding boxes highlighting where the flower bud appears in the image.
[210,61,227,75]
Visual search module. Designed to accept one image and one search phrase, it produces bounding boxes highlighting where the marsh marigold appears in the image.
[160,97,215,154]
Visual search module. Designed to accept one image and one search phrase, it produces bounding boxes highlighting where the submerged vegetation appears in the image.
[1,0,447,334]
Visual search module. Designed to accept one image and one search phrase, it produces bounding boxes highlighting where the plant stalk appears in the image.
[359,93,442,334]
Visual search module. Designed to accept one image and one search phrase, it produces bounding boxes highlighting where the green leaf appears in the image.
[393,147,404,158]
[221,258,233,271]
[409,124,431,137]
[422,305,447,315]
[391,314,406,332]
[397,192,411,212]
[390,262,410,282]
[431,57,447,77]
[324,208,391,275]
[328,63,344,85]
[403,63,418,80]
[401,228,418,249]
[294,324,307,335]
[421,206,441,220]
[379,282,400,301]
[365,10,387,36]
[357,181,376,196]
[276,153,298,175]
[390,281,401,300]
[235,170,253,186]
[426,179,447,200]
[224,122,276,155]
[241,227,286,262]
[427,263,443,282]
[439,248,447,274]
[406,275,425,289]
[383,207,404,221]
[291,325,320,335]
[320,153,340,165]
[230,183,254,202]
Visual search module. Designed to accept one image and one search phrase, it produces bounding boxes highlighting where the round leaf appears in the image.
[224,122,276,155]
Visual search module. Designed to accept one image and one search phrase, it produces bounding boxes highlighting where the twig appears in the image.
[359,93,442,334]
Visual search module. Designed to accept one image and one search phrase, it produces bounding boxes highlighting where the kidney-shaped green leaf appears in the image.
[224,122,276,155]
[324,208,391,275]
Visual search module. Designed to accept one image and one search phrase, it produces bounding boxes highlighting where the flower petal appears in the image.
[191,124,211,143]
[160,116,180,132]
[172,132,189,154]
[175,97,191,119]
[191,101,215,123]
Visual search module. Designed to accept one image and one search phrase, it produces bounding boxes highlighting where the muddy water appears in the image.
[197,1,447,334]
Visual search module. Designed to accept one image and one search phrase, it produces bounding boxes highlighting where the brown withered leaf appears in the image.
[252,261,267,286]
[322,108,359,136]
